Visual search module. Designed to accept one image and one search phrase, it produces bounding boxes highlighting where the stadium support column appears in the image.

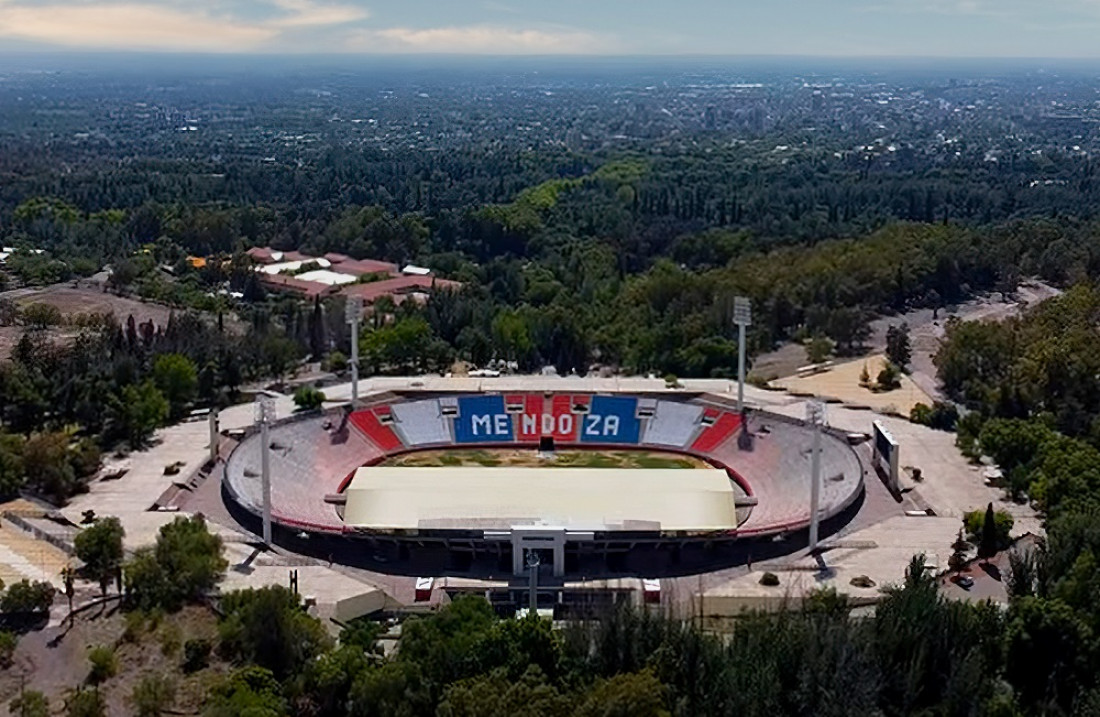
[208,409,219,464]
[806,400,825,551]
[346,296,363,405]
[734,296,752,412]
[256,396,276,547]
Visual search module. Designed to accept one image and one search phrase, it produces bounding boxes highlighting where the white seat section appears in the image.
[391,399,451,446]
[642,400,704,448]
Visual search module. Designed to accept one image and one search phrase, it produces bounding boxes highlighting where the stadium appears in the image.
[222,390,866,586]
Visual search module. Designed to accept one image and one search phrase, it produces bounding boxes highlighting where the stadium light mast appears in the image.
[806,400,825,552]
[346,296,363,405]
[526,550,541,615]
[255,395,276,547]
[733,296,752,412]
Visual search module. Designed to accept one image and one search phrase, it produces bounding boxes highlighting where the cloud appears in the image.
[0,3,276,51]
[346,24,611,54]
[267,0,367,28]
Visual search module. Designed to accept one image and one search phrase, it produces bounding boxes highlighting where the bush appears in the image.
[130,672,176,717]
[0,630,17,668]
[963,508,1014,550]
[64,688,104,717]
[663,373,681,389]
[1,580,55,615]
[876,362,902,391]
[183,637,212,672]
[9,690,48,717]
[759,572,780,587]
[122,611,145,643]
[910,403,933,425]
[73,516,124,595]
[293,386,326,411]
[323,351,348,373]
[86,645,118,685]
[160,622,182,656]
[806,335,834,364]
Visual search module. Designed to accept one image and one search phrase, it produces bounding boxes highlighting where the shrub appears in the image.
[1,580,55,615]
[663,373,681,389]
[160,622,182,656]
[183,638,212,672]
[876,362,902,391]
[121,611,145,643]
[293,386,326,411]
[963,507,1014,551]
[323,351,348,373]
[64,688,104,717]
[759,572,780,587]
[0,630,17,668]
[910,403,933,425]
[130,673,176,717]
[806,335,834,364]
[9,689,49,717]
[86,645,118,685]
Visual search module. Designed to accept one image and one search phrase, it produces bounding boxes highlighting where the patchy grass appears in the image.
[383,449,707,469]
[0,603,230,716]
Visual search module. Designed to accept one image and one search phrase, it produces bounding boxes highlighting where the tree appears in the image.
[574,670,670,717]
[805,336,834,365]
[978,502,999,560]
[86,645,118,685]
[124,516,226,611]
[20,303,62,329]
[130,672,177,717]
[115,381,169,449]
[964,506,1014,553]
[436,665,570,717]
[9,690,49,717]
[293,386,326,411]
[202,667,288,717]
[152,353,198,419]
[21,431,77,503]
[0,432,25,498]
[73,517,124,595]
[885,323,912,370]
[218,585,332,680]
[0,630,17,668]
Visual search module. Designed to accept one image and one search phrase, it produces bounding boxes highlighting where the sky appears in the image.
[1,0,1100,57]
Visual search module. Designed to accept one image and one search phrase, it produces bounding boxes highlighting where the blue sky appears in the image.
[1,0,1099,56]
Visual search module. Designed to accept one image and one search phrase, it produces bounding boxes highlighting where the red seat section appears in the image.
[514,394,580,442]
[349,409,404,452]
[516,394,545,442]
[691,411,742,453]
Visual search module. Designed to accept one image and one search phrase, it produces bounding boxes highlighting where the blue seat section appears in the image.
[454,395,514,443]
[579,396,641,444]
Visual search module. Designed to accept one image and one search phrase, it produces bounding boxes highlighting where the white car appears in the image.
[469,368,501,378]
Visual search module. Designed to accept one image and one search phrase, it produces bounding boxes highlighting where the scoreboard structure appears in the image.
[872,420,900,494]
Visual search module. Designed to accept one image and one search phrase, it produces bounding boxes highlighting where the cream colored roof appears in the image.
[342,467,739,532]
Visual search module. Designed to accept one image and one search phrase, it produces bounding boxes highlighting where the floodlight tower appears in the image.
[346,296,363,405]
[806,400,825,551]
[527,550,541,614]
[734,296,752,412]
[255,395,276,547]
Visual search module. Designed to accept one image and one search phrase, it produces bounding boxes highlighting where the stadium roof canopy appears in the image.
[342,467,740,533]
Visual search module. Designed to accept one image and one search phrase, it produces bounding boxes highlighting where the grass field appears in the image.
[382,448,707,469]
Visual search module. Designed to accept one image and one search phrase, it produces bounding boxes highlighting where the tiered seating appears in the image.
[391,399,451,446]
[515,393,580,442]
[348,408,404,452]
[691,410,742,453]
[642,400,704,448]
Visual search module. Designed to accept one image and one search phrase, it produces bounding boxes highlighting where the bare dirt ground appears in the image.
[753,280,1063,399]
[772,353,933,416]
[0,604,229,716]
[382,448,708,469]
[0,282,177,361]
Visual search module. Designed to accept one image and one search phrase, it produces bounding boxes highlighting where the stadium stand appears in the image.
[641,400,705,448]
[390,399,451,446]
[691,410,742,453]
[349,409,404,452]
